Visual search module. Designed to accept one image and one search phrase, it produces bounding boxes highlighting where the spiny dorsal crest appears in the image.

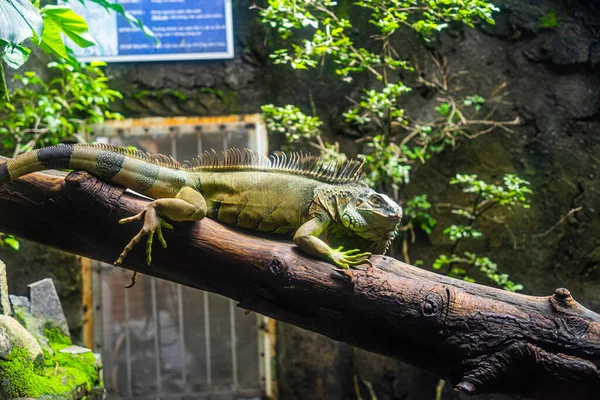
[186,148,364,184]
[77,144,363,184]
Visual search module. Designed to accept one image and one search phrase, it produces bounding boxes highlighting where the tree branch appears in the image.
[0,169,599,399]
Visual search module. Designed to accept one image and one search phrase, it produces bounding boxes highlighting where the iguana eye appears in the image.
[369,195,383,206]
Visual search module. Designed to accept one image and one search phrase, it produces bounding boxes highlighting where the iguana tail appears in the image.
[0,144,188,197]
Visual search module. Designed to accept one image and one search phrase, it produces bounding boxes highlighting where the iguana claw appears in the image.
[114,205,173,287]
[330,246,372,269]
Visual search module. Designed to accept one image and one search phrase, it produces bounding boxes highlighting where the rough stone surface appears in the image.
[59,345,91,355]
[0,315,43,363]
[0,240,83,342]
[10,294,53,354]
[29,278,70,337]
[0,326,11,359]
[8,294,29,310]
[0,260,10,316]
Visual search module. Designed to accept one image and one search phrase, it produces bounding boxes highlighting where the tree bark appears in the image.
[0,170,599,399]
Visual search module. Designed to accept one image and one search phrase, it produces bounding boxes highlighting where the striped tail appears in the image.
[0,144,188,198]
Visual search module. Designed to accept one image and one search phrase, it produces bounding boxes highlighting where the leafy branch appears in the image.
[0,60,122,157]
[431,174,532,291]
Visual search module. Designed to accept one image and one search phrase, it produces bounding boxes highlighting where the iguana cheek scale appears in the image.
[0,144,402,285]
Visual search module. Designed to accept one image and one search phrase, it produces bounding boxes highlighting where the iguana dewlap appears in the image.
[0,144,402,275]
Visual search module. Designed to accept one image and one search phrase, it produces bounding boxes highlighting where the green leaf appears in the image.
[4,236,20,251]
[0,0,44,45]
[39,18,68,59]
[86,0,157,43]
[42,5,97,48]
[1,43,30,68]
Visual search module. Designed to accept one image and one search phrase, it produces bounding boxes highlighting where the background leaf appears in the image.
[42,5,97,48]
[1,43,31,68]
[0,0,44,45]
[3,236,19,251]
[39,18,69,59]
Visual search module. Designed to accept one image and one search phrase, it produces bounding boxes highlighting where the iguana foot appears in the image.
[330,246,372,269]
[114,205,173,269]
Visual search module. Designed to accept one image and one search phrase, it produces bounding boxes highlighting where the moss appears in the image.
[0,325,100,397]
[13,310,26,327]
[48,352,99,390]
[44,325,99,390]
[44,325,72,348]
[0,347,70,398]
[539,9,559,29]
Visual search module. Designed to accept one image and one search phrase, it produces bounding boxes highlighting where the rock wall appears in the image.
[3,0,599,398]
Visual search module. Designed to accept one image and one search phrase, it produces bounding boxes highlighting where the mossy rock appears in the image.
[0,324,101,399]
[11,299,52,355]
[0,315,43,365]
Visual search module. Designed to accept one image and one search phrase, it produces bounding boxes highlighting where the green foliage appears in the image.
[451,173,532,209]
[433,252,523,292]
[0,0,155,100]
[0,0,44,45]
[344,83,411,124]
[361,135,411,190]
[0,59,122,156]
[405,194,436,234]
[258,0,501,194]
[68,0,157,41]
[40,5,98,60]
[0,233,19,250]
[443,224,482,241]
[0,1,96,71]
[539,9,559,29]
[262,104,322,146]
[463,94,485,111]
[260,0,497,76]
[433,174,531,291]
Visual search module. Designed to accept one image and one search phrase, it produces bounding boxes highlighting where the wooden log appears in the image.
[0,169,598,399]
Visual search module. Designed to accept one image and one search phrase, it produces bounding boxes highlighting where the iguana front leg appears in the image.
[293,217,371,269]
[115,187,207,286]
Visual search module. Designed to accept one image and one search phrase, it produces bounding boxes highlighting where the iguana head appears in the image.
[338,186,402,253]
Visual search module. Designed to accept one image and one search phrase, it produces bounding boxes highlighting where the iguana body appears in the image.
[0,144,402,276]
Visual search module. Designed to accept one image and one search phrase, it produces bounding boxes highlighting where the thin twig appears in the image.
[531,207,582,238]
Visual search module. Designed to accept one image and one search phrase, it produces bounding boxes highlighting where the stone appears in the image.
[93,353,104,383]
[0,327,11,359]
[543,24,592,66]
[590,41,600,67]
[0,315,43,363]
[10,294,53,354]
[59,345,92,355]
[8,294,30,311]
[508,6,543,35]
[0,260,10,316]
[28,278,70,337]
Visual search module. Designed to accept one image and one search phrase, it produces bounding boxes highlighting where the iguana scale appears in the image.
[0,144,402,284]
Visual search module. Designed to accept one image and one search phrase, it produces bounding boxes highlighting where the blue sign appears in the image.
[65,0,233,62]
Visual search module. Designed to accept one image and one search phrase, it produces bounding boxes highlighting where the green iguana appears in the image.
[0,144,402,284]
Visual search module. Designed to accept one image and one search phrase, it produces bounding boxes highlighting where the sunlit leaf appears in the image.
[39,18,68,59]
[4,236,20,251]
[0,0,43,45]
[42,5,97,48]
